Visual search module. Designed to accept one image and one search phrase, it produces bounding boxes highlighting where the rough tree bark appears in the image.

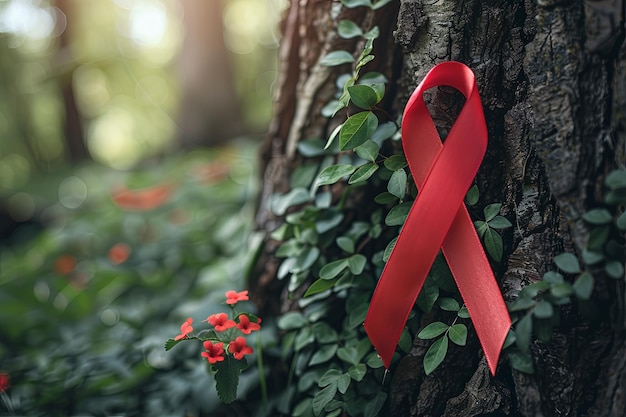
[254,0,626,415]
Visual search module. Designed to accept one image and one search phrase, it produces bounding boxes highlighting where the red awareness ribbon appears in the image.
[363,62,511,376]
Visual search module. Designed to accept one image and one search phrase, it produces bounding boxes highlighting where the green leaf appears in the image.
[348,364,367,381]
[293,398,313,416]
[520,281,550,298]
[337,236,355,254]
[278,312,308,330]
[309,344,338,366]
[605,261,624,279]
[489,215,513,229]
[573,272,594,300]
[515,312,533,352]
[337,19,363,38]
[416,278,439,313]
[214,355,247,404]
[348,254,367,275]
[337,346,360,365]
[272,188,311,216]
[383,236,398,262]
[418,321,449,339]
[550,282,573,298]
[605,189,626,205]
[383,155,408,170]
[398,327,413,352]
[370,121,396,142]
[508,296,536,312]
[349,163,379,184]
[582,249,604,265]
[553,253,581,274]
[324,123,343,149]
[364,392,388,417]
[583,208,613,225]
[320,50,355,66]
[457,306,470,319]
[588,225,610,251]
[542,271,564,284]
[372,0,394,9]
[295,326,315,351]
[313,322,339,343]
[337,373,351,394]
[387,169,407,199]
[424,336,449,375]
[292,246,320,273]
[484,203,502,222]
[465,184,479,205]
[316,164,356,186]
[475,220,489,238]
[605,170,626,189]
[304,278,337,297]
[448,324,467,346]
[617,211,626,232]
[385,202,412,226]
[319,258,349,280]
[508,349,534,374]
[313,383,337,416]
[366,353,384,368]
[374,192,397,205]
[484,228,504,261]
[354,140,379,162]
[439,297,460,312]
[340,111,378,150]
[341,0,373,8]
[533,300,554,319]
[348,84,380,110]
[164,338,184,351]
[319,369,342,387]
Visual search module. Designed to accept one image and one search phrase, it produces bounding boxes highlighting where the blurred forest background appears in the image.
[0,0,283,415]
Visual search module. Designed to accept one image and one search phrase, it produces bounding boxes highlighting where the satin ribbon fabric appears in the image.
[363,62,511,375]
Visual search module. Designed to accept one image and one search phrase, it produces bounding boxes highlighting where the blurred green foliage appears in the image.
[0,145,264,416]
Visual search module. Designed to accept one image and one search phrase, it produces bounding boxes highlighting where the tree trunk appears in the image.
[175,0,244,147]
[253,0,626,415]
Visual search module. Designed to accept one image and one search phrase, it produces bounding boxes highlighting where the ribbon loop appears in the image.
[363,62,511,376]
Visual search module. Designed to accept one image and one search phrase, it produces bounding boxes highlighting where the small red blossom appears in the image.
[228,336,253,360]
[111,184,172,211]
[174,317,193,341]
[54,255,77,275]
[236,314,261,335]
[0,373,9,392]
[205,313,236,332]
[225,290,249,305]
[201,341,225,364]
[109,243,131,265]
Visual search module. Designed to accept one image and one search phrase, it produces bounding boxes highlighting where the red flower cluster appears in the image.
[170,290,261,366]
[174,318,193,341]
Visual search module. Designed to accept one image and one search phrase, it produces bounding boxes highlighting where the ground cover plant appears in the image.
[0,145,267,416]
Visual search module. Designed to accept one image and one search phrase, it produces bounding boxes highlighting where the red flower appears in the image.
[228,336,253,360]
[225,290,249,305]
[109,243,131,265]
[201,341,225,364]
[0,373,9,392]
[54,255,76,275]
[236,314,261,335]
[205,313,236,332]
[174,317,193,341]
[111,184,172,211]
